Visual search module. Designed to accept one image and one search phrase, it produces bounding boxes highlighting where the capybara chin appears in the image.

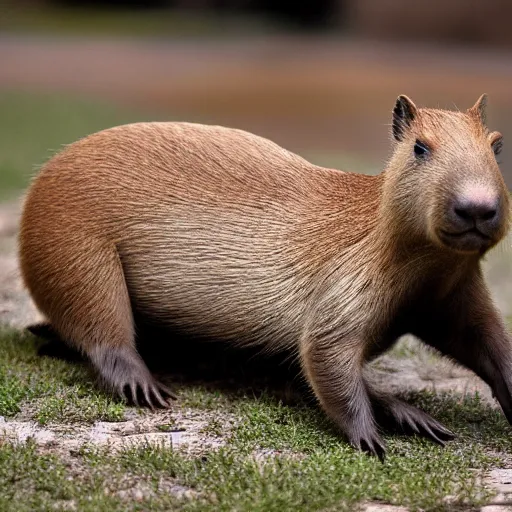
[19,94,511,459]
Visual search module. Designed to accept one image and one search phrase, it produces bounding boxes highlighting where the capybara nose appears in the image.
[454,201,496,223]
[451,198,500,234]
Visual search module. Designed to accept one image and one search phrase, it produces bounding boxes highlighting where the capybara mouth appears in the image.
[437,227,493,253]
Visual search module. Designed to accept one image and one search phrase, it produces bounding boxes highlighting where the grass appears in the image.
[0,327,124,424]
[0,4,280,39]
[0,325,510,511]
[0,91,152,199]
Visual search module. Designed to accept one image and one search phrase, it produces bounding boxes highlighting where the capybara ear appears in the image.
[392,95,417,141]
[468,93,488,125]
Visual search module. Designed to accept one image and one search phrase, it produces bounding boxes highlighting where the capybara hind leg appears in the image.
[28,322,84,362]
[89,344,176,408]
[370,391,454,445]
[27,322,57,340]
[25,240,174,408]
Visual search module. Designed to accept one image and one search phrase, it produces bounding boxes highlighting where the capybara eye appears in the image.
[492,136,503,156]
[414,140,429,158]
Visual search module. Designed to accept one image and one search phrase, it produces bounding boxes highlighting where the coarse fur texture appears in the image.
[19,95,512,458]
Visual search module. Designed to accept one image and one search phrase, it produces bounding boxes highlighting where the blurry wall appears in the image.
[25,0,512,47]
[348,0,512,47]
[2,0,512,188]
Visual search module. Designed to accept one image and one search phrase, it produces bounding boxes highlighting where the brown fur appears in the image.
[18,95,511,458]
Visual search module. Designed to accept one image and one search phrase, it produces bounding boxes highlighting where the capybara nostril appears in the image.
[481,208,498,221]
[453,200,498,225]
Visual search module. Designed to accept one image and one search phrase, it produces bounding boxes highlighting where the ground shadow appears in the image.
[32,324,482,448]
[34,322,311,407]
[33,322,480,444]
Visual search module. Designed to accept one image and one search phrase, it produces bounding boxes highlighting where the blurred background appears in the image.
[2,0,512,195]
[0,1,511,319]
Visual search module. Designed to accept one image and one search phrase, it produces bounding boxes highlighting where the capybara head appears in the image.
[383,94,510,254]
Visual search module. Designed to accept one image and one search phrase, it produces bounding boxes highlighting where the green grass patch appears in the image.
[0,393,505,511]
[76,390,508,511]
[0,91,150,199]
[0,440,129,512]
[0,4,280,39]
[0,326,124,424]
[0,325,511,510]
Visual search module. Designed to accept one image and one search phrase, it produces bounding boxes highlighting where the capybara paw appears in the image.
[89,345,176,409]
[379,399,454,446]
[348,429,386,462]
[118,377,176,409]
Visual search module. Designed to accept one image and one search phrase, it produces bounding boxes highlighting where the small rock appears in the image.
[362,504,408,512]
[133,489,144,502]
[481,506,512,512]
[487,469,512,495]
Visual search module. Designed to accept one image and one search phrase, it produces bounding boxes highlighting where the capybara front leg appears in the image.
[419,277,512,427]
[300,335,386,460]
[425,316,512,426]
